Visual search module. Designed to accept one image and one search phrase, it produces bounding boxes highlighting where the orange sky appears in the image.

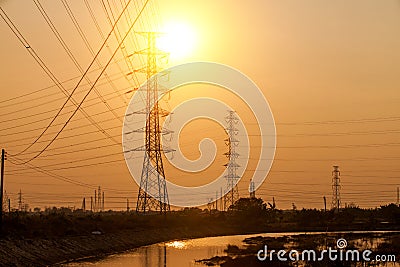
[0,0,399,210]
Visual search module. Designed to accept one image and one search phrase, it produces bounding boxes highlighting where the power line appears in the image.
[11,152,123,171]
[269,116,400,125]
[0,56,128,106]
[58,0,128,119]
[0,5,120,156]
[98,0,147,105]
[0,65,128,118]
[85,0,143,95]
[0,88,138,136]
[7,156,97,189]
[5,121,123,145]
[16,0,150,163]
[240,142,400,148]
[1,2,147,163]
[7,156,133,193]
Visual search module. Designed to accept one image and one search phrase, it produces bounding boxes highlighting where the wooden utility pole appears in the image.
[18,190,23,211]
[0,149,5,231]
[97,186,101,211]
[215,191,218,211]
[90,196,93,212]
[82,197,86,212]
[323,196,327,212]
[102,192,104,211]
[220,188,223,211]
[94,190,97,212]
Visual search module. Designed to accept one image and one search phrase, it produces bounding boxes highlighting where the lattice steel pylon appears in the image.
[135,32,171,213]
[224,111,240,210]
[331,165,341,212]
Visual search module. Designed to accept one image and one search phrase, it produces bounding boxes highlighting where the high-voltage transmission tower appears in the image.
[134,32,172,213]
[224,111,240,210]
[331,165,341,212]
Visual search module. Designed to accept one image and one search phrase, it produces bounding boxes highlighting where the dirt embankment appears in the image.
[0,226,246,267]
[1,203,398,266]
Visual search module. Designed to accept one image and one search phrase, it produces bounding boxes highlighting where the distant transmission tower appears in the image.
[18,189,23,211]
[224,111,240,210]
[331,166,341,211]
[134,32,172,213]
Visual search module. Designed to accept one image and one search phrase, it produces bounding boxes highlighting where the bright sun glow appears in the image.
[157,22,196,60]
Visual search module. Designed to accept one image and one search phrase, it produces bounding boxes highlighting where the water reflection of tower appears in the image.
[143,245,149,267]
[141,244,166,267]
[158,245,166,267]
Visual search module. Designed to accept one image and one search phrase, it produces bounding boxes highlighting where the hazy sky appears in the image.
[0,0,399,210]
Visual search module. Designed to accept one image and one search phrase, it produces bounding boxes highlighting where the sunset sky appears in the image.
[1,0,399,210]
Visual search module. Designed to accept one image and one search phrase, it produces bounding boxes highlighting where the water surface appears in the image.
[65,231,399,267]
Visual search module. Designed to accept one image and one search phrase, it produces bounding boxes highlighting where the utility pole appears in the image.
[97,186,101,212]
[129,32,172,214]
[220,188,223,210]
[94,189,97,212]
[207,198,213,212]
[323,196,327,212]
[224,111,240,210]
[90,196,93,212]
[250,179,256,198]
[331,166,341,212]
[397,187,399,206]
[127,198,130,212]
[215,191,218,211]
[268,197,276,210]
[0,149,5,231]
[82,197,86,212]
[102,191,105,211]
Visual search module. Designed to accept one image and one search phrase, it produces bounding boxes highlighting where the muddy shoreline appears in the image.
[2,226,398,266]
[0,226,256,267]
[1,203,398,266]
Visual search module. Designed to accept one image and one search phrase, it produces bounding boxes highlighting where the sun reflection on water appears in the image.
[165,240,186,249]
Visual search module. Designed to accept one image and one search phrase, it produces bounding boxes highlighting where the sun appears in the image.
[157,22,196,60]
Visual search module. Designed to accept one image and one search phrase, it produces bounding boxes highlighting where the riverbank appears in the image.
[0,225,256,266]
[2,226,399,266]
[197,232,400,267]
[0,202,398,266]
